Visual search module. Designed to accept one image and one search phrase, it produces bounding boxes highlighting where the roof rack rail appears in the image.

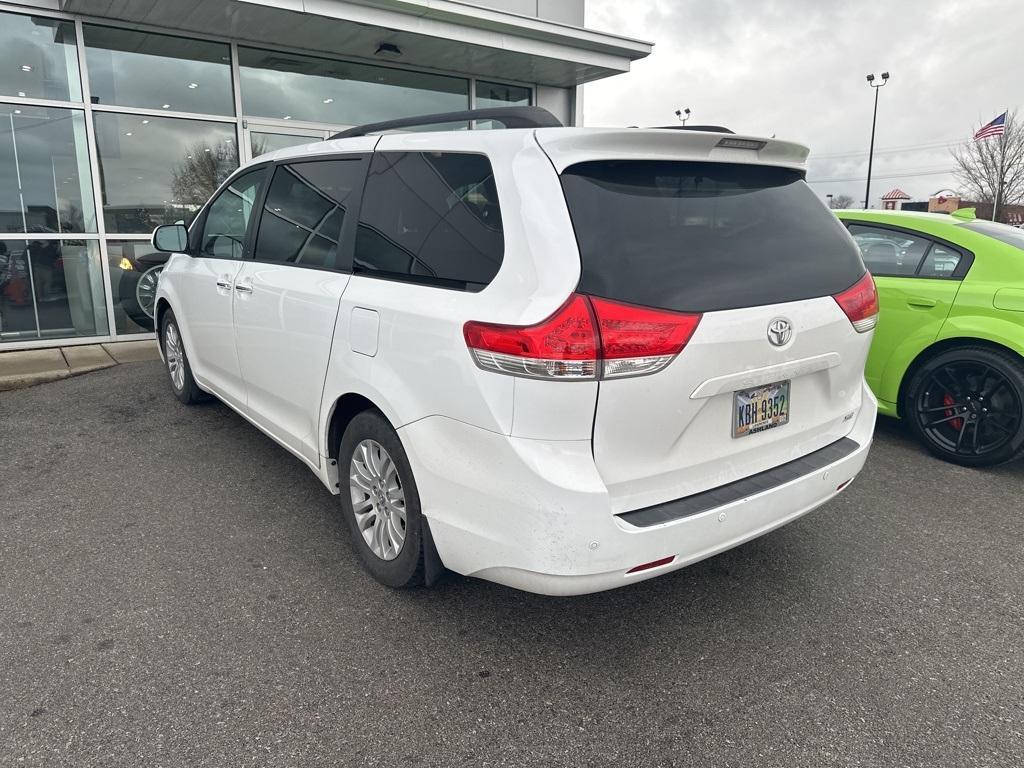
[647,125,735,134]
[329,106,563,140]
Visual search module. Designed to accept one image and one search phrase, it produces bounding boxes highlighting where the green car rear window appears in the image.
[962,220,1024,250]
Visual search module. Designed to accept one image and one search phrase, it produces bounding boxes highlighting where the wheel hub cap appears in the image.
[349,439,406,561]
[164,322,185,391]
[917,362,1021,457]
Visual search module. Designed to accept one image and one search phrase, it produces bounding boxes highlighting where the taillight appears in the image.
[463,293,701,380]
[833,272,879,333]
[590,296,702,378]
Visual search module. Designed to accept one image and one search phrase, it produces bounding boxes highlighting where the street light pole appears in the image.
[864,72,890,210]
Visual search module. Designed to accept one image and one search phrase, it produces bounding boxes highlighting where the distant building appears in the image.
[881,189,911,210]
[902,195,1024,224]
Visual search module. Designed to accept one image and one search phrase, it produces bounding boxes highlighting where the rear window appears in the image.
[961,220,1024,250]
[560,161,866,313]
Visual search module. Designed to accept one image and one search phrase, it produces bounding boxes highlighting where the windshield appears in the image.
[560,160,866,313]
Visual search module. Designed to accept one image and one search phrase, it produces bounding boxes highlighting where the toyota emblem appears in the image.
[767,318,793,347]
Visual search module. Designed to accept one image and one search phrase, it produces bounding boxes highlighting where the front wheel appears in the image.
[904,346,1024,467]
[338,410,425,589]
[160,309,204,405]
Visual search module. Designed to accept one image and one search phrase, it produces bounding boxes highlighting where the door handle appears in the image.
[234,280,253,294]
[907,297,937,308]
[216,274,233,290]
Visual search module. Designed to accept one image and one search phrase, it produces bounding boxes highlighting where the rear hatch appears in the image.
[550,143,874,513]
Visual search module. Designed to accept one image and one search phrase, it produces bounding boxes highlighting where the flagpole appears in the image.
[992,110,1007,222]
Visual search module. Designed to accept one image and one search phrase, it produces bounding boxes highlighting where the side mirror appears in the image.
[152,223,189,253]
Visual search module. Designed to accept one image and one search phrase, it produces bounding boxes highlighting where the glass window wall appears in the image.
[0,239,107,341]
[0,8,533,347]
[475,80,531,109]
[105,240,169,334]
[0,11,81,102]
[93,112,238,233]
[84,25,234,115]
[239,46,469,125]
[0,103,96,234]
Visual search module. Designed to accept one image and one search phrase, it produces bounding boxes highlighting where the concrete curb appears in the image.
[0,341,159,392]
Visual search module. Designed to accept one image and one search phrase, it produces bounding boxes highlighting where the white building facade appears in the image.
[0,0,650,349]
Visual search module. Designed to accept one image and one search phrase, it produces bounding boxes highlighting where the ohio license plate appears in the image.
[733,381,790,438]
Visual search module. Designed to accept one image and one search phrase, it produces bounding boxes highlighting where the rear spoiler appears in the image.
[534,128,809,173]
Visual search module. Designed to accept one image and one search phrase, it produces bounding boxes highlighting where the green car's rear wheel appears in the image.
[904,346,1024,467]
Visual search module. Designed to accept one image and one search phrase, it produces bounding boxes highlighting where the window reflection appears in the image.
[0,239,108,340]
[475,81,531,109]
[0,104,96,234]
[84,25,233,115]
[254,160,365,268]
[474,81,531,130]
[250,131,323,159]
[239,47,468,125]
[0,11,81,102]
[94,112,238,234]
[106,240,169,334]
[199,168,266,260]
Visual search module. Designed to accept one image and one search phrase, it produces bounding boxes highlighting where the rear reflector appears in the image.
[626,555,676,574]
[464,293,701,380]
[833,272,879,333]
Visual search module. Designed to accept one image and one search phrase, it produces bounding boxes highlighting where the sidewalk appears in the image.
[0,340,159,391]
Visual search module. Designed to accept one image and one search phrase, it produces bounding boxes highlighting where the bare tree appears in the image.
[952,110,1024,218]
[170,141,238,207]
[829,193,855,209]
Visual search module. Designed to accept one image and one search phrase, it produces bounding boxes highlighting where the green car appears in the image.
[836,208,1024,467]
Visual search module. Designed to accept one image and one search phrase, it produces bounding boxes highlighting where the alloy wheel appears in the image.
[164,321,186,392]
[349,439,407,561]
[136,265,163,319]
[915,360,1022,458]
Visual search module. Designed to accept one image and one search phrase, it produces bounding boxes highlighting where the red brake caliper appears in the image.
[943,393,963,431]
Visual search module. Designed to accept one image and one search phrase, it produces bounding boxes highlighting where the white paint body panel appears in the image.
[155,125,877,596]
[166,254,247,410]
[232,262,349,465]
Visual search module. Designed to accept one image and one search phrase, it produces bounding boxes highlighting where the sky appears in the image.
[583,0,1022,208]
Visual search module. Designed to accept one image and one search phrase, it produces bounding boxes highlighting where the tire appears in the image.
[338,410,425,589]
[160,309,204,405]
[119,265,163,332]
[903,345,1024,467]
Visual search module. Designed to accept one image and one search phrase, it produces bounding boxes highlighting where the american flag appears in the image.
[974,112,1007,141]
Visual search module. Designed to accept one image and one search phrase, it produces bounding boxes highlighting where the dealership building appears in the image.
[0,0,649,349]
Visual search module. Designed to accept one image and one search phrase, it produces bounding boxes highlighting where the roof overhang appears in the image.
[55,0,653,87]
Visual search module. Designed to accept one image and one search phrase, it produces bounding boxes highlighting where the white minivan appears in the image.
[152,107,878,596]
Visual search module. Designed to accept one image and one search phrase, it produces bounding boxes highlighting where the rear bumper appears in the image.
[400,382,876,596]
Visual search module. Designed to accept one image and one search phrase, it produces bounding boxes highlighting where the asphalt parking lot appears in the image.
[1,362,1022,767]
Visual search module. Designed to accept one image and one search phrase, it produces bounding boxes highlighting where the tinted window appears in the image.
[199,168,266,259]
[84,25,233,115]
[0,12,80,102]
[94,112,238,233]
[560,161,865,313]
[238,47,468,125]
[0,104,96,234]
[0,240,107,341]
[354,152,503,290]
[920,243,963,278]
[962,220,1024,250]
[847,224,930,276]
[253,159,366,269]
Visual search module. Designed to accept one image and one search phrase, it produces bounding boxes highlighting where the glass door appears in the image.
[242,123,330,163]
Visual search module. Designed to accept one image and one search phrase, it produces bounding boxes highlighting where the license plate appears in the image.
[733,380,790,438]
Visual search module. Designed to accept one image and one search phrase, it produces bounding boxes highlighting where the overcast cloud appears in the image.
[583,0,1022,207]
